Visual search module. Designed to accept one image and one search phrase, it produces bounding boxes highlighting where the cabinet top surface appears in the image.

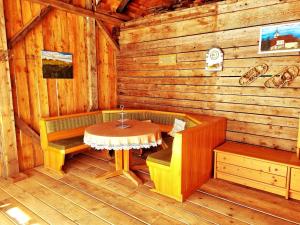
[215,142,300,167]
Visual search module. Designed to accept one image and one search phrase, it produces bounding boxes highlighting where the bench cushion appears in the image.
[102,111,198,129]
[46,113,103,133]
[49,136,84,150]
[147,148,172,166]
[103,111,147,122]
[147,136,174,166]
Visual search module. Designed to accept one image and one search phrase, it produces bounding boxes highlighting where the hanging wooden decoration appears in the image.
[264,65,299,88]
[205,48,223,72]
[239,64,269,86]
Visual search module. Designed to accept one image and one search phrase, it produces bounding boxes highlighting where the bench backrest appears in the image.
[102,110,198,128]
[40,109,200,152]
[40,112,103,148]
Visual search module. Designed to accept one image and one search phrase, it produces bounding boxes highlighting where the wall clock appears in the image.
[205,48,224,72]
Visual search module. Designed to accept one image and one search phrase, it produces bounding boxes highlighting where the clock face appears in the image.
[209,50,220,60]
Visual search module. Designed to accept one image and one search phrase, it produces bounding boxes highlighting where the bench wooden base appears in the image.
[43,148,66,176]
[44,146,111,175]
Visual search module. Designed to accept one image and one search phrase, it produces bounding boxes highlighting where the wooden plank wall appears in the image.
[3,0,117,171]
[118,0,300,152]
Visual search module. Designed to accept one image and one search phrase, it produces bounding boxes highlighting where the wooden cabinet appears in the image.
[214,142,300,200]
[290,168,300,200]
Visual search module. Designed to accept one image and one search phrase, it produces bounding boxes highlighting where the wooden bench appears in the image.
[146,114,227,202]
[40,111,103,175]
[40,109,227,195]
[214,141,300,201]
[40,109,198,174]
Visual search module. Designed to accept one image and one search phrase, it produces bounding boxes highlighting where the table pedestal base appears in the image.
[108,151,148,171]
[99,150,142,186]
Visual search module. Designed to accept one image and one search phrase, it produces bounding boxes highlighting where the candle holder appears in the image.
[117,105,131,129]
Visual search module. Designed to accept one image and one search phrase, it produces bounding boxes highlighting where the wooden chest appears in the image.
[214,142,300,200]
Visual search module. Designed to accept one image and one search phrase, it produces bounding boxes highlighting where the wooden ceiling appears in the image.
[98,0,222,19]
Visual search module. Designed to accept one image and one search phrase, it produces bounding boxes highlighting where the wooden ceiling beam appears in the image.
[7,6,53,49]
[27,0,131,25]
[96,20,120,52]
[116,0,131,13]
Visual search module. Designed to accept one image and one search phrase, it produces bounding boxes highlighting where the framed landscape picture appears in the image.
[42,50,73,79]
[259,22,300,54]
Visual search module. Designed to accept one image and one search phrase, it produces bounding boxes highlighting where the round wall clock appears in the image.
[205,48,224,72]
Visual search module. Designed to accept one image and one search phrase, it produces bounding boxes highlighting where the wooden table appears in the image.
[84,120,162,185]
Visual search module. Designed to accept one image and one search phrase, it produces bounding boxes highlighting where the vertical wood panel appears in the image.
[0,0,19,177]
[10,0,34,171]
[86,0,98,111]
[3,0,118,171]
[97,25,118,109]
[22,2,44,167]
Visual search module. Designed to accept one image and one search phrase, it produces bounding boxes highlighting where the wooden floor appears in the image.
[1,151,300,225]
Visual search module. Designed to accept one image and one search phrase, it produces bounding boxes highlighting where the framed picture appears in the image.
[42,50,73,79]
[259,22,300,54]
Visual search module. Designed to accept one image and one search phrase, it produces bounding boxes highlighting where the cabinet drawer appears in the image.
[217,152,287,176]
[216,172,286,197]
[290,168,300,192]
[217,162,286,188]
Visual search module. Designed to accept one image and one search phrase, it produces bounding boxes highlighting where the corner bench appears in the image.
[40,109,197,175]
[146,113,227,202]
[214,141,300,201]
[40,109,227,202]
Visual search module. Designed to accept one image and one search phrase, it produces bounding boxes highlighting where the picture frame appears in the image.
[42,50,73,79]
[258,22,300,54]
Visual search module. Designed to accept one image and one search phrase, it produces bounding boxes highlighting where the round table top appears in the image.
[84,120,162,150]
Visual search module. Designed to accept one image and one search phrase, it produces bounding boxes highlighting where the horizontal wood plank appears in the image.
[121,0,299,29]
[120,1,300,43]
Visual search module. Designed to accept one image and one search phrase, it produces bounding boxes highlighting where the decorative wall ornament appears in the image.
[42,50,73,79]
[205,48,223,71]
[264,65,299,88]
[159,54,177,66]
[239,64,269,86]
[259,22,300,54]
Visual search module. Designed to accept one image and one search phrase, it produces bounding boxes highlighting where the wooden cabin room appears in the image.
[1,0,300,224]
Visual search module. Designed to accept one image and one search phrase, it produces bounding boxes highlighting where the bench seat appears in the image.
[49,136,84,150]
[147,149,172,166]
[148,135,174,166]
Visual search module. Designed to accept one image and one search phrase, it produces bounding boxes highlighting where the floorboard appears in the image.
[0,151,299,225]
[0,212,15,225]
[0,188,48,225]
[200,179,300,224]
